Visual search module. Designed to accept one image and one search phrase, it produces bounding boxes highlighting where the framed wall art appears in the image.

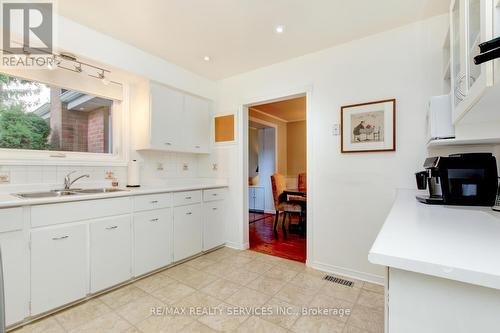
[340,99,396,153]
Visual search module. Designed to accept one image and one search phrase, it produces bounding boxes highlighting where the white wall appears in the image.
[216,14,449,282]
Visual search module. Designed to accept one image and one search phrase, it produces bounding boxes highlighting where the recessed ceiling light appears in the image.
[203,56,211,62]
[275,25,284,34]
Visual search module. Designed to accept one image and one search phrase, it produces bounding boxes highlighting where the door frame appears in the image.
[240,85,314,265]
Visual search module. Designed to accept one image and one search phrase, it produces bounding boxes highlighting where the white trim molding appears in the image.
[310,260,385,286]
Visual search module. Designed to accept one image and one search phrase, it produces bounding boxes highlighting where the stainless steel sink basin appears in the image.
[15,190,79,198]
[73,188,128,194]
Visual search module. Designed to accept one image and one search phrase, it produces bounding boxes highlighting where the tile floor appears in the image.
[12,247,384,333]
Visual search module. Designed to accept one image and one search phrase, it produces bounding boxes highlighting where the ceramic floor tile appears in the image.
[202,249,233,262]
[320,283,361,303]
[152,281,196,305]
[347,305,384,333]
[308,294,354,322]
[99,285,149,310]
[219,255,255,268]
[259,297,301,329]
[162,265,200,281]
[235,316,287,333]
[246,275,285,296]
[185,256,219,270]
[201,262,239,278]
[115,295,163,325]
[54,298,112,331]
[223,268,260,286]
[179,270,219,290]
[289,272,327,293]
[134,273,177,294]
[68,312,131,333]
[362,282,385,295]
[343,325,373,333]
[177,320,217,333]
[225,287,271,308]
[244,260,274,275]
[291,315,345,333]
[13,317,65,333]
[263,266,298,282]
[200,278,241,300]
[275,283,317,306]
[135,313,194,333]
[197,303,249,333]
[172,290,222,310]
[356,289,384,312]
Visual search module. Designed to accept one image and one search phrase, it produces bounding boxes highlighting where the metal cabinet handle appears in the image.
[52,235,69,240]
[106,226,118,230]
[212,207,218,211]
[150,218,159,222]
[186,212,192,215]
[212,194,217,196]
[150,200,158,204]
[195,145,201,149]
[185,196,192,200]
[165,142,172,146]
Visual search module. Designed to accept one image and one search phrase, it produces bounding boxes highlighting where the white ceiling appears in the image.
[58,0,449,80]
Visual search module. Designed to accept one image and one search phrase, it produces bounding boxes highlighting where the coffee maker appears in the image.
[415,153,498,206]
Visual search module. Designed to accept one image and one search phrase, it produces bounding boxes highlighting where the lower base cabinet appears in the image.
[203,201,225,250]
[134,208,173,276]
[173,204,202,261]
[31,223,88,315]
[90,215,132,293]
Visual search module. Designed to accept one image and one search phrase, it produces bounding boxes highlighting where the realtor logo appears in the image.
[2,1,53,54]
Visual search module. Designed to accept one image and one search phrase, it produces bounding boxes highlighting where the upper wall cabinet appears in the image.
[136,82,212,154]
[450,0,497,123]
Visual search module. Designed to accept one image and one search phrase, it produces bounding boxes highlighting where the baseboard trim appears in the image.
[310,260,385,285]
[225,241,249,250]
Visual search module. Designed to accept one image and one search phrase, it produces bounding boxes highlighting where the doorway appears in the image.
[246,95,307,262]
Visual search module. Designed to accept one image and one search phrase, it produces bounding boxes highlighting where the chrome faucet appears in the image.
[64,171,90,190]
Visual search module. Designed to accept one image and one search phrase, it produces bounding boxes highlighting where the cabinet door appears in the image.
[254,187,265,212]
[451,0,467,109]
[134,209,173,276]
[0,231,28,325]
[173,204,202,261]
[183,94,211,153]
[203,201,225,251]
[150,82,184,150]
[90,215,132,293]
[31,224,87,315]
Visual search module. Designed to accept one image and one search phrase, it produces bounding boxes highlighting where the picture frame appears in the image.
[340,99,396,153]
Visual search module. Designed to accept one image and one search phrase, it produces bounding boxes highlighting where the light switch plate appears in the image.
[182,163,189,171]
[0,171,10,184]
[212,163,218,171]
[332,123,340,136]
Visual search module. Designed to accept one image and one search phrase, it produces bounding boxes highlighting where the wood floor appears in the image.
[249,212,306,263]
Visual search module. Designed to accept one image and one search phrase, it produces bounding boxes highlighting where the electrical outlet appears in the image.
[0,171,10,184]
[105,171,115,180]
[332,123,340,136]
[182,163,189,171]
[212,163,218,171]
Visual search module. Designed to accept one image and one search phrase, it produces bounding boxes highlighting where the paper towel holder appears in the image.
[127,159,141,188]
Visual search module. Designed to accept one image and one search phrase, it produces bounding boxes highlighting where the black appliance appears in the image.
[415,153,498,206]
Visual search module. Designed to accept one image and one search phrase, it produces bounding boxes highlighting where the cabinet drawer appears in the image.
[31,197,132,228]
[0,207,23,232]
[134,193,172,212]
[173,190,201,206]
[203,188,225,202]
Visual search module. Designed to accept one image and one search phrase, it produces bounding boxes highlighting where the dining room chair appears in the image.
[271,173,303,239]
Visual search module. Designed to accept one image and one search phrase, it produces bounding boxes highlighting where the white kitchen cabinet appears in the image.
[184,94,211,153]
[150,82,184,151]
[203,200,225,251]
[173,204,202,261]
[450,0,496,122]
[137,81,212,154]
[0,207,28,326]
[134,208,173,276]
[31,223,87,315]
[90,215,132,293]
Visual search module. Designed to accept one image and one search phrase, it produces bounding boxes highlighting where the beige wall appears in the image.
[286,120,306,176]
[249,109,287,175]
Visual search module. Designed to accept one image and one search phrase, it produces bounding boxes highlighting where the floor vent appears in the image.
[323,275,354,287]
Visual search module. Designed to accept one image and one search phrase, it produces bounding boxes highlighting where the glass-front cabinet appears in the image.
[449,0,495,123]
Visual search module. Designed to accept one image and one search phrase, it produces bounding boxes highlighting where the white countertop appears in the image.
[0,182,228,208]
[369,189,500,290]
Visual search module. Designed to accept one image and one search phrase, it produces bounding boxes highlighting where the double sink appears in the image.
[15,188,128,199]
